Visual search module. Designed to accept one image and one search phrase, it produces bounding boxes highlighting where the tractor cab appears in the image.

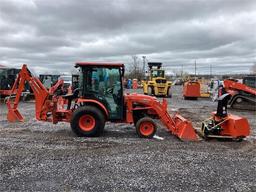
[75,62,125,120]
[151,69,165,79]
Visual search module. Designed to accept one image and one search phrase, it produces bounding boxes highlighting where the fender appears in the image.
[76,98,109,118]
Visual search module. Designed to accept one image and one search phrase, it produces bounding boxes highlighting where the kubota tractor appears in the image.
[6,62,251,141]
[6,63,197,140]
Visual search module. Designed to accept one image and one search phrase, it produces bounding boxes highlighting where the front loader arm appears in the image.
[7,64,51,122]
[125,93,198,141]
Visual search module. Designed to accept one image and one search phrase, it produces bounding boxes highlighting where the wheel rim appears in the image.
[139,122,155,136]
[79,114,96,131]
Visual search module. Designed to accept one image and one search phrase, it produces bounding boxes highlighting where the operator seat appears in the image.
[216,93,231,118]
[62,88,80,109]
[113,82,121,105]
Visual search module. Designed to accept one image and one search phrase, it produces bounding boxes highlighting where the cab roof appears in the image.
[75,62,124,68]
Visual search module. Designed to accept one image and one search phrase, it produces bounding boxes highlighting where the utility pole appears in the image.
[181,64,184,77]
[210,64,212,78]
[142,56,146,79]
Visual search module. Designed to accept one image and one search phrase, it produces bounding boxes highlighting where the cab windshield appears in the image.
[80,66,123,120]
[151,70,165,78]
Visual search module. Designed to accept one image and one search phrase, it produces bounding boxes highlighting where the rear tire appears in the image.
[136,117,157,138]
[70,106,105,137]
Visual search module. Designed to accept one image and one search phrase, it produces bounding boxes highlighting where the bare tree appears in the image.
[126,55,144,80]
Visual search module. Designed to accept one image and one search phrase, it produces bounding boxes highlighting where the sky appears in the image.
[0,0,255,75]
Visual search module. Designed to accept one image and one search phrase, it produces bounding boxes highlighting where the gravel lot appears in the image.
[0,86,255,191]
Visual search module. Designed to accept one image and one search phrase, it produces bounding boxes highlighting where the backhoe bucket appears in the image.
[6,102,24,122]
[172,114,198,141]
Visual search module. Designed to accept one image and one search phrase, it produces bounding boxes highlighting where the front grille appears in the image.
[156,79,167,83]
[158,88,165,92]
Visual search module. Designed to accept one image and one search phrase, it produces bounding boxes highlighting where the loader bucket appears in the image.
[6,102,24,122]
[172,114,198,141]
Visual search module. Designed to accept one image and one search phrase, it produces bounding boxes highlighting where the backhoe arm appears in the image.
[7,64,51,122]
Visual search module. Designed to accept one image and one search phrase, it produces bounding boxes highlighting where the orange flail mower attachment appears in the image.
[201,93,251,140]
[213,113,250,138]
[202,113,250,140]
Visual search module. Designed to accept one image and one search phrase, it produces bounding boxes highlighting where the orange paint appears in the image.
[79,114,96,131]
[139,121,155,136]
[183,81,201,98]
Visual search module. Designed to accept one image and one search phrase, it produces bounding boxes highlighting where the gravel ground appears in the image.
[0,86,255,192]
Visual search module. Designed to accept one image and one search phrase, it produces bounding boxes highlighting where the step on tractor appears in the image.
[6,63,251,141]
[223,78,256,110]
[143,62,172,97]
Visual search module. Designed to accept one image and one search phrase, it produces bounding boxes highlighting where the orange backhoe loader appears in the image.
[6,63,198,141]
[6,63,251,141]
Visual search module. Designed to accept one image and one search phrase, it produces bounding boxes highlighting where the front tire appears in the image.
[70,106,105,137]
[167,87,172,98]
[136,117,157,138]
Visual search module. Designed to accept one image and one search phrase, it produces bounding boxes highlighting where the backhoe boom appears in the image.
[7,64,54,122]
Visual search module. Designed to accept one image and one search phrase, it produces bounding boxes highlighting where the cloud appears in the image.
[0,0,255,74]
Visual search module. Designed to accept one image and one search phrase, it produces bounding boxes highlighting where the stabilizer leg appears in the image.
[6,101,24,122]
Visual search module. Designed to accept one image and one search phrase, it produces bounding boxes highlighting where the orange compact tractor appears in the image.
[6,63,251,141]
[7,63,198,141]
[183,81,201,100]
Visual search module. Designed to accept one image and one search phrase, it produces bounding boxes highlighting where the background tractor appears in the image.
[223,76,256,110]
[143,62,172,97]
[0,65,20,97]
